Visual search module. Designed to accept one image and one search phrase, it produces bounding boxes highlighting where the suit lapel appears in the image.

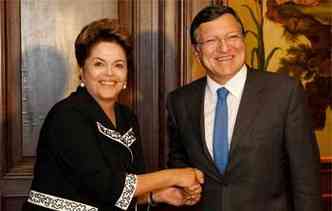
[189,70,266,180]
[228,70,265,166]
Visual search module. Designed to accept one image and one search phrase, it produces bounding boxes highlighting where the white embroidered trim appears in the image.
[115,174,137,210]
[96,122,136,161]
[27,190,98,211]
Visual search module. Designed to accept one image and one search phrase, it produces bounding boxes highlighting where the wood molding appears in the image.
[321,156,332,163]
[0,1,33,210]
[0,0,5,177]
[320,156,332,211]
[178,0,193,85]
[1,0,34,178]
[118,0,134,108]
[131,0,162,170]
[157,0,167,168]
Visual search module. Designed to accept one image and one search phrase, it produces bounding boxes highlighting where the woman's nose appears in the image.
[106,66,113,75]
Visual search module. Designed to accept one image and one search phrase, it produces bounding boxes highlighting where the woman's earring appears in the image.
[123,83,127,89]
[80,82,85,87]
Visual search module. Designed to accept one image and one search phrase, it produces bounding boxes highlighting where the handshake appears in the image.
[150,168,204,207]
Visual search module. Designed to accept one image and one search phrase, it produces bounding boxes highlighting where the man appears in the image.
[166,5,321,211]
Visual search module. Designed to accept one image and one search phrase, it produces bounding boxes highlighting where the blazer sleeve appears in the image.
[45,108,137,210]
[166,93,191,168]
[284,79,322,211]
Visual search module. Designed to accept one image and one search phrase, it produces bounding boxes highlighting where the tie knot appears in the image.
[217,87,229,100]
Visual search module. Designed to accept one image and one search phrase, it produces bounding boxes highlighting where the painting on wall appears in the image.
[218,0,332,158]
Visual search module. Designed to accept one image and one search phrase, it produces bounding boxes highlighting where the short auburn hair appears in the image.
[75,18,131,68]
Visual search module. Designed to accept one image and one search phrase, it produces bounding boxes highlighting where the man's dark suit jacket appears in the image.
[167,69,321,211]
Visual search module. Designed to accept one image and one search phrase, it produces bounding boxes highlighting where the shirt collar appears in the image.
[206,65,247,99]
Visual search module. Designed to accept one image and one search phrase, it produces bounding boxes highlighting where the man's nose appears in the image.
[216,38,229,52]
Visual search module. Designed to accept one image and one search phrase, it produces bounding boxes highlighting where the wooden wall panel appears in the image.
[1,195,26,211]
[321,159,332,211]
[131,0,162,170]
[0,0,5,180]
[0,2,34,210]
[128,0,211,171]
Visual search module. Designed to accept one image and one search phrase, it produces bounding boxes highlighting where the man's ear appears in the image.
[193,43,201,54]
[192,45,202,64]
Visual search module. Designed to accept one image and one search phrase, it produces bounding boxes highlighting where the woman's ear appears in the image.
[79,68,85,87]
[79,68,83,77]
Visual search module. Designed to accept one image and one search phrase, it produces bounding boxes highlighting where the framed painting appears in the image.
[222,0,332,159]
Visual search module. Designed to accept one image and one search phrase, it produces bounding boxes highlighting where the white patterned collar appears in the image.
[96,122,136,162]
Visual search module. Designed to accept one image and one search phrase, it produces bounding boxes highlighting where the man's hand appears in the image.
[182,183,202,206]
[152,187,184,206]
[153,186,202,206]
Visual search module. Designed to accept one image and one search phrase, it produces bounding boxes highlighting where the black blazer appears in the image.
[22,87,145,211]
[167,69,321,211]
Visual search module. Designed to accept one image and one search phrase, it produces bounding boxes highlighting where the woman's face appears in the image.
[80,41,127,106]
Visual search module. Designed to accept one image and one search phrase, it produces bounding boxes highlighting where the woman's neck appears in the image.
[99,100,117,127]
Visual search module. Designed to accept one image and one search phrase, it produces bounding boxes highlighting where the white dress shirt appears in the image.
[204,65,247,159]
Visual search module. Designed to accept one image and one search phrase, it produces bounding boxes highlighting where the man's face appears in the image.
[194,14,246,84]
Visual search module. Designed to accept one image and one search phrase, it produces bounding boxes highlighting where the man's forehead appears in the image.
[196,15,242,38]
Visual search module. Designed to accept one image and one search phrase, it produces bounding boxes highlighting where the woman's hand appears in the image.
[157,168,203,206]
[172,168,204,188]
[135,167,204,203]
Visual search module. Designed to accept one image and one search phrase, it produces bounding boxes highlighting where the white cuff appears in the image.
[115,174,137,210]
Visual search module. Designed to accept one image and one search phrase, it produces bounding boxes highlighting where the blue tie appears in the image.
[213,87,229,174]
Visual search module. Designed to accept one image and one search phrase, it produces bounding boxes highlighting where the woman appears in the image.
[22,19,203,211]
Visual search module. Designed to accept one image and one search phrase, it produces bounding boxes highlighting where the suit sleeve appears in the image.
[46,108,136,210]
[166,93,191,168]
[284,79,322,211]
